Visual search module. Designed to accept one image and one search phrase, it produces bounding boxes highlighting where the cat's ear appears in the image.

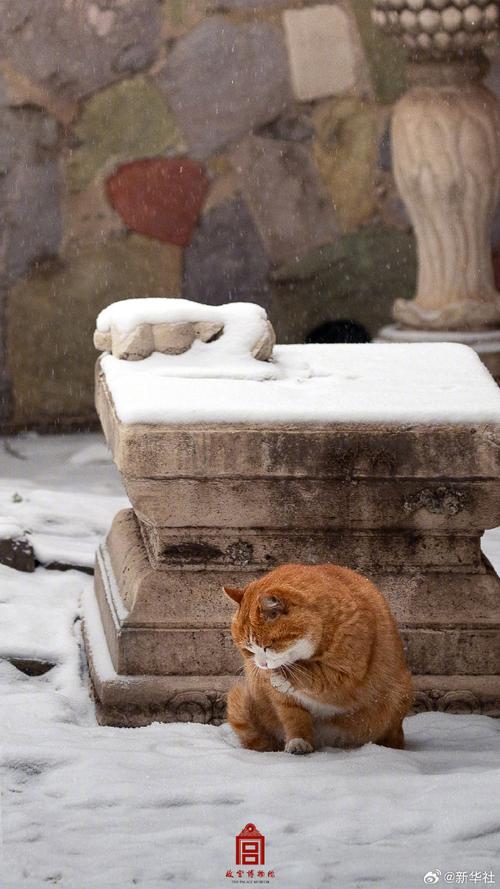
[260,595,286,620]
[223,586,244,606]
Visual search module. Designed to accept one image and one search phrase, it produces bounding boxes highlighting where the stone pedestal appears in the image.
[83,363,500,725]
[371,3,500,376]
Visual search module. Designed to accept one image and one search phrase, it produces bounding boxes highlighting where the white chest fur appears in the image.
[269,672,346,718]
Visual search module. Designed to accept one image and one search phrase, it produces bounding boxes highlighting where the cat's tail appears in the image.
[227,682,279,752]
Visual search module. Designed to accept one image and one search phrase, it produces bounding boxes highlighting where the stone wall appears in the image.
[0,0,417,428]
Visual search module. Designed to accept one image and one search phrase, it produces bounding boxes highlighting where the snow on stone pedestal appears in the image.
[83,299,500,726]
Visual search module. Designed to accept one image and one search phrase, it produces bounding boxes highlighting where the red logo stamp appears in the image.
[225,823,275,881]
[236,823,265,867]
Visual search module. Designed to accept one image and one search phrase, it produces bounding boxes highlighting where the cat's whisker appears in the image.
[283,662,308,684]
[282,663,305,688]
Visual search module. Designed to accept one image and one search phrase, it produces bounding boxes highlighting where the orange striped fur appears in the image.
[224,563,413,755]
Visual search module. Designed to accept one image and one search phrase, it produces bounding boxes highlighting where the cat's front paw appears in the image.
[285,738,314,756]
[270,672,293,695]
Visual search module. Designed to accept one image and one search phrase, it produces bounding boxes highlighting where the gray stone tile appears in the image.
[183,197,271,305]
[0,0,162,100]
[0,108,62,283]
[158,16,292,158]
[230,135,339,265]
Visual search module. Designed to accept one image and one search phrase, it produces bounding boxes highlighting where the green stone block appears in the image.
[7,235,182,425]
[66,76,183,193]
[269,224,416,343]
[313,97,387,234]
[349,0,406,104]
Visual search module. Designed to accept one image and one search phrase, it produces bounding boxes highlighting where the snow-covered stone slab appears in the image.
[0,479,128,570]
[0,563,83,667]
[100,343,500,425]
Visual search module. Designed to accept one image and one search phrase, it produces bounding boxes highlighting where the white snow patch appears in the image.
[2,627,500,889]
[0,517,24,540]
[0,483,127,568]
[97,297,267,335]
[101,342,500,426]
[0,434,499,887]
[0,433,128,567]
[0,564,83,667]
[482,526,500,574]
[68,441,112,466]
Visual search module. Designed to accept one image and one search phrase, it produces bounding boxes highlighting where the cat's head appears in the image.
[223,564,323,671]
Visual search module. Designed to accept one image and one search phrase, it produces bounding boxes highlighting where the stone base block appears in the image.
[84,583,500,726]
[412,676,500,718]
[94,509,500,677]
[82,585,233,728]
[83,509,500,724]
[140,521,485,574]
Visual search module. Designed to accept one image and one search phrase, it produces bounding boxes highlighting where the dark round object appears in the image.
[305,320,371,345]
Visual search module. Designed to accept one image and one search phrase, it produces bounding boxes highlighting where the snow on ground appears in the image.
[102,342,500,425]
[483,526,500,574]
[0,434,128,568]
[1,434,500,889]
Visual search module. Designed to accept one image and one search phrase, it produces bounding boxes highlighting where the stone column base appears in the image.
[412,676,500,719]
[83,571,500,728]
[377,324,500,383]
[82,585,234,728]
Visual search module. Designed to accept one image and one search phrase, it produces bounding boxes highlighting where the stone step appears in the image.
[140,521,484,573]
[95,511,500,678]
[107,513,498,628]
[126,476,500,531]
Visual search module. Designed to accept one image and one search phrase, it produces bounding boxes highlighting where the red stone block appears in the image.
[106,157,208,246]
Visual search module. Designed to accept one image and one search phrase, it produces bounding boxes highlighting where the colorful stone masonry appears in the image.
[83,360,500,727]
[4,1,500,429]
[0,0,415,429]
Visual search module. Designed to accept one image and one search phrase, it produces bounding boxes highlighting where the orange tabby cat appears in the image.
[224,563,413,754]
